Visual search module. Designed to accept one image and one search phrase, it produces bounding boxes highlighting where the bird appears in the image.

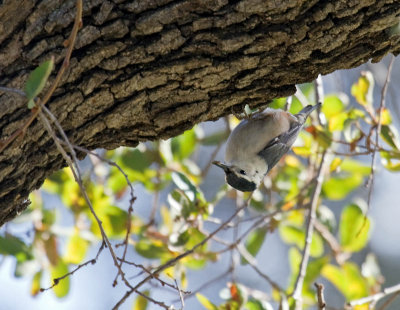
[213,103,321,192]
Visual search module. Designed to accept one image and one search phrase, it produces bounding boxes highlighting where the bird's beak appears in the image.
[212,161,229,171]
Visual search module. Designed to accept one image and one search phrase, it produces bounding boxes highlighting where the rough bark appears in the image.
[0,0,399,225]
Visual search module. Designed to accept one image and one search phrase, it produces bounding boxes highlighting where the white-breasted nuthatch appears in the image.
[213,103,321,192]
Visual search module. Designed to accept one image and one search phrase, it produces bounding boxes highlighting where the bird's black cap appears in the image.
[213,161,257,192]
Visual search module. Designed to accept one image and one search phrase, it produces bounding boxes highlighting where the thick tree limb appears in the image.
[0,0,400,225]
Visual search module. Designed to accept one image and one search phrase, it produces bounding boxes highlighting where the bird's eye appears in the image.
[239,169,246,175]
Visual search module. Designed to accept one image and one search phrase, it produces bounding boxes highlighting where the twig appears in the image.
[37,109,141,301]
[314,75,325,126]
[0,0,83,154]
[112,196,253,309]
[235,244,284,292]
[173,268,231,302]
[41,243,105,291]
[347,283,400,308]
[175,279,185,309]
[314,282,326,310]
[364,56,395,220]
[0,86,26,97]
[285,96,293,111]
[378,291,400,310]
[292,151,329,309]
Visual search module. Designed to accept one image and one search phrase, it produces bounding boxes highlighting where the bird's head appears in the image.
[212,161,257,192]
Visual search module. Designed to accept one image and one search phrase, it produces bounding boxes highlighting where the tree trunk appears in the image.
[0,0,399,225]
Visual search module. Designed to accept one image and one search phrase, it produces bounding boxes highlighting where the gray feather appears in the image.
[257,123,302,172]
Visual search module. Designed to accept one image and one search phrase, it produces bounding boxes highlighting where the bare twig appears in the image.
[314,75,325,126]
[175,279,185,309]
[314,282,327,310]
[365,56,395,218]
[112,196,253,309]
[378,291,400,310]
[0,0,83,154]
[0,86,26,97]
[41,243,105,291]
[292,151,329,309]
[347,283,400,308]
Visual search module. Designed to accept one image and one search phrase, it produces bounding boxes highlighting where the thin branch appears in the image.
[41,243,105,291]
[175,279,185,309]
[174,268,231,302]
[292,151,329,309]
[347,283,400,308]
[365,56,395,214]
[0,86,26,97]
[112,195,253,309]
[377,291,400,310]
[314,282,327,310]
[0,0,82,154]
[235,244,284,292]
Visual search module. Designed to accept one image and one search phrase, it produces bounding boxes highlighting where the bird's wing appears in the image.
[258,123,302,172]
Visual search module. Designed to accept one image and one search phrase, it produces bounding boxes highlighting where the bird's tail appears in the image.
[295,102,321,123]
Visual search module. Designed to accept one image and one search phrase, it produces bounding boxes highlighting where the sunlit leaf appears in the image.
[133,290,149,310]
[280,225,323,257]
[196,293,218,310]
[135,239,169,259]
[268,97,287,110]
[351,71,374,108]
[64,230,89,264]
[241,227,268,265]
[380,108,392,125]
[50,259,70,298]
[322,94,346,118]
[322,262,368,300]
[31,270,42,296]
[322,173,364,200]
[91,206,128,238]
[340,159,371,175]
[330,158,342,172]
[25,58,54,108]
[340,203,371,252]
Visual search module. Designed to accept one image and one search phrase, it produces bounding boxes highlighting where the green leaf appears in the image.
[171,127,197,160]
[340,159,371,175]
[340,203,371,252]
[241,227,268,265]
[322,173,364,200]
[50,259,70,298]
[0,235,33,262]
[135,239,169,259]
[64,231,89,264]
[279,225,323,257]
[120,148,152,173]
[196,293,218,310]
[133,290,149,310]
[322,94,346,118]
[322,262,368,300]
[25,58,54,107]
[31,270,42,296]
[380,125,400,150]
[380,151,400,171]
[351,71,374,107]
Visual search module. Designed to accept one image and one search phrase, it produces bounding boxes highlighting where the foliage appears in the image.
[1,71,400,309]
